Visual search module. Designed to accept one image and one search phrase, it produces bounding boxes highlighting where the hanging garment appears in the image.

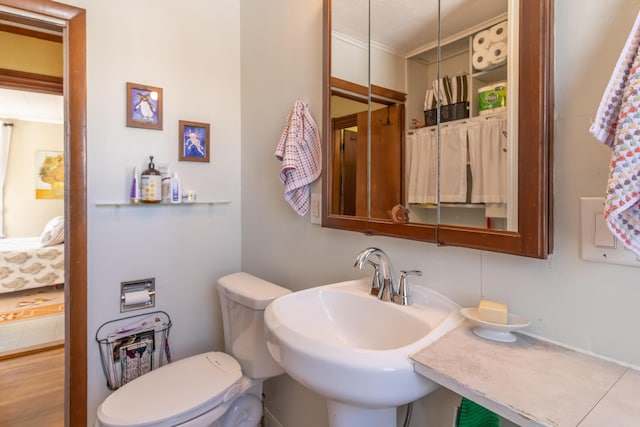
[275,100,322,216]
[590,11,640,256]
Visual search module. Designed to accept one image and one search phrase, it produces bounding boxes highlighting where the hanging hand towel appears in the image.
[590,11,640,256]
[275,100,322,216]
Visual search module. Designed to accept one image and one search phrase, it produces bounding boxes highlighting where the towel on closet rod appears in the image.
[467,118,508,203]
[275,100,322,216]
[589,11,640,256]
[439,125,467,203]
[450,73,469,103]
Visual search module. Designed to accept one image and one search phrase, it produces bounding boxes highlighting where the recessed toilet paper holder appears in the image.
[121,278,155,312]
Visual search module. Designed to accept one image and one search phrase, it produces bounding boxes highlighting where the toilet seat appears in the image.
[97,352,242,427]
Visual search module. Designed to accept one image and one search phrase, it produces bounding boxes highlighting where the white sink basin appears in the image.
[264,278,463,427]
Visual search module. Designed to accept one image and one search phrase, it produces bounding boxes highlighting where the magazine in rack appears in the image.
[96,311,172,390]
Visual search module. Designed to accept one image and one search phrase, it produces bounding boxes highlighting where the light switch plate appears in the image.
[579,197,640,267]
[310,193,321,225]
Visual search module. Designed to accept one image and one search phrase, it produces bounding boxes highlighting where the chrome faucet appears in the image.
[353,247,396,302]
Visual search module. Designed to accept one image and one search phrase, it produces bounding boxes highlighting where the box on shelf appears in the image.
[478,82,507,115]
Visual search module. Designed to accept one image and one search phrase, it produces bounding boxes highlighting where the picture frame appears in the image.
[179,120,210,162]
[126,82,163,130]
[35,150,64,199]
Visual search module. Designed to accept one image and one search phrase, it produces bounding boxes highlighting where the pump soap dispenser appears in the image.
[140,156,161,203]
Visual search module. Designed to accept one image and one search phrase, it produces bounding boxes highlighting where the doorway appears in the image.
[0,90,65,354]
[0,1,87,426]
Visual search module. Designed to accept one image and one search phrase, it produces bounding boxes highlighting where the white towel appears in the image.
[589,11,640,256]
[423,89,436,111]
[439,125,468,203]
[407,128,437,204]
[467,118,508,203]
[275,100,322,215]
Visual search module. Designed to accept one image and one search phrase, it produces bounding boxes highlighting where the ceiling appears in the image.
[0,88,63,124]
[332,0,508,56]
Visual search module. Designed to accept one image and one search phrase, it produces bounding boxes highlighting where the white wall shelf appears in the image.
[95,201,231,208]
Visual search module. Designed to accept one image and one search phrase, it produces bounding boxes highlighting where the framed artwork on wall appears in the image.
[179,120,210,163]
[126,82,163,130]
[36,150,64,199]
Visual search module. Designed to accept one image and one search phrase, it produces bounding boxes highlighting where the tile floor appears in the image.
[0,313,64,353]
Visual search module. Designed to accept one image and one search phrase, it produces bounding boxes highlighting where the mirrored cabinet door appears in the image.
[322,0,553,258]
[432,0,514,232]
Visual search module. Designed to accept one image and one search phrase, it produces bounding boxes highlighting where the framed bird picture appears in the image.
[126,82,163,130]
[179,120,210,162]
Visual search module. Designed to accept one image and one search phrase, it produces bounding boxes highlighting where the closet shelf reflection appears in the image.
[411,203,486,209]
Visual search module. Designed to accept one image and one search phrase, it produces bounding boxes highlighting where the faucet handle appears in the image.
[393,270,422,306]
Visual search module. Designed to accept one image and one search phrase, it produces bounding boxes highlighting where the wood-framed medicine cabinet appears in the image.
[322,0,553,258]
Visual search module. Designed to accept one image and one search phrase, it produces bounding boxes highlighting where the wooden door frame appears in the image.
[0,1,87,426]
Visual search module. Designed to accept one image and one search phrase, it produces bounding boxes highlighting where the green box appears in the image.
[478,82,507,114]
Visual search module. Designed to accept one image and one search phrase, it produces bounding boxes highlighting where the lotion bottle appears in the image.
[140,156,162,203]
[171,172,182,204]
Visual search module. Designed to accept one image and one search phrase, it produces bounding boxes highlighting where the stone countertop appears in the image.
[411,321,640,426]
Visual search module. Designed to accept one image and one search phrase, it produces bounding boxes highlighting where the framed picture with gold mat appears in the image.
[35,150,64,199]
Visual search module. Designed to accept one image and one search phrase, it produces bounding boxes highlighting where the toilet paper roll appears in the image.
[124,290,151,305]
[489,21,508,43]
[472,49,491,71]
[472,30,491,52]
[489,42,508,65]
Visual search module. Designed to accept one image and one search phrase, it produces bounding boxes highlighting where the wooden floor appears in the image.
[0,346,64,427]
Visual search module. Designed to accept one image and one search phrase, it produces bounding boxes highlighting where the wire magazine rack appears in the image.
[96,310,172,390]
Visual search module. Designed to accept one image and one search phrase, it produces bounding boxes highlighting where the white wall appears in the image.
[3,119,64,237]
[57,1,242,424]
[241,0,640,426]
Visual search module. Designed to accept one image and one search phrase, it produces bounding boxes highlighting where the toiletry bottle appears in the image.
[171,172,182,204]
[130,166,140,204]
[140,156,162,203]
[159,163,171,203]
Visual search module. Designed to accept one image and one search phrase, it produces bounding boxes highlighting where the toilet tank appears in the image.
[217,272,290,379]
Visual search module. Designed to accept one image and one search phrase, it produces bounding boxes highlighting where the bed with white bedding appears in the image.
[0,237,64,293]
[0,216,65,294]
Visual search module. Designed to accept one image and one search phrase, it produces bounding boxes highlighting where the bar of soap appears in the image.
[478,299,508,324]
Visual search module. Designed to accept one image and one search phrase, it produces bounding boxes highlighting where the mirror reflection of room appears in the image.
[330,0,513,231]
[406,0,511,230]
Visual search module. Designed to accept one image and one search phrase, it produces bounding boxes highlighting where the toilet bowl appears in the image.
[96,273,290,427]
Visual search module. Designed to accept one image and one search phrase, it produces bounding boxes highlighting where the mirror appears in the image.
[322,0,553,258]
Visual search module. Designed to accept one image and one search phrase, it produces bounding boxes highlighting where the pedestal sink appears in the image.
[264,278,463,427]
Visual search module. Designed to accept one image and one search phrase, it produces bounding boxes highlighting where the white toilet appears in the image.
[96,272,290,427]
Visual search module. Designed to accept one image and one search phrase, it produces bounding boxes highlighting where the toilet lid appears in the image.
[98,352,242,427]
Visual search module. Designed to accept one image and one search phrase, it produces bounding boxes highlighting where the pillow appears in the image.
[40,216,64,247]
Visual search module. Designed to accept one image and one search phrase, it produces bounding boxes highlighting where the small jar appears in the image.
[140,156,161,203]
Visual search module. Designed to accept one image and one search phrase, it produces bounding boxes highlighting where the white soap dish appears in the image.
[460,307,531,343]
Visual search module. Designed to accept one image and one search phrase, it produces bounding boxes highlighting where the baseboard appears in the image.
[263,407,284,427]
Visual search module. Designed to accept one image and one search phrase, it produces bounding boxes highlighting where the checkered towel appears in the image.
[275,100,322,215]
[590,11,640,256]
